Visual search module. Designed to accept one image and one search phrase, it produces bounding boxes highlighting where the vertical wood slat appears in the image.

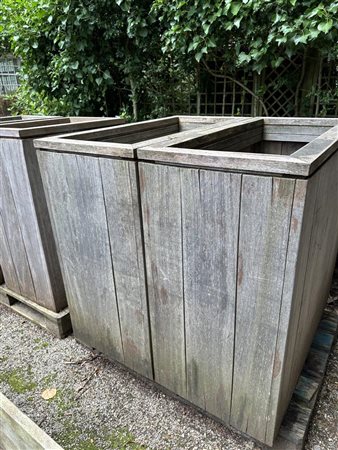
[278,150,338,424]
[0,146,35,299]
[140,163,241,418]
[230,175,296,445]
[139,164,186,396]
[0,215,20,293]
[38,151,153,378]
[182,169,241,421]
[0,139,65,311]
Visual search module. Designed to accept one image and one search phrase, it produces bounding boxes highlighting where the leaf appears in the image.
[231,2,241,16]
[317,20,333,33]
[234,17,242,28]
[41,388,57,400]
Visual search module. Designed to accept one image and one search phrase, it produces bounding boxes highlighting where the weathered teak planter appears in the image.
[0,116,124,337]
[137,117,338,445]
[0,392,64,450]
[34,116,246,372]
[34,117,338,446]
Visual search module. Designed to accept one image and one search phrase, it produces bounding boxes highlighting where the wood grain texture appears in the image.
[0,117,124,138]
[0,146,35,299]
[0,392,64,450]
[1,138,66,311]
[99,158,152,378]
[181,169,241,421]
[278,149,338,424]
[137,146,310,176]
[139,163,186,396]
[230,175,295,445]
[38,151,153,377]
[38,151,124,361]
[0,214,21,294]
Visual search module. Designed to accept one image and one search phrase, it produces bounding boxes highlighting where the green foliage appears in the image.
[0,0,165,116]
[0,0,337,116]
[154,0,338,72]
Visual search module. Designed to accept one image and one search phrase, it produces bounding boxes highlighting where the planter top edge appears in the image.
[33,117,259,158]
[137,146,311,177]
[0,117,124,138]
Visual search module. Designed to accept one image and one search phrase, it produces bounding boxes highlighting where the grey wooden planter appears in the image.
[34,116,244,373]
[137,117,338,445]
[0,116,124,337]
[34,116,338,445]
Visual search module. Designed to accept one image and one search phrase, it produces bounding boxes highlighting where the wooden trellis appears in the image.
[188,56,338,117]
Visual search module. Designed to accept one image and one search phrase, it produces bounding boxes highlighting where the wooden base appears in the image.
[0,392,64,450]
[270,308,338,450]
[0,284,72,339]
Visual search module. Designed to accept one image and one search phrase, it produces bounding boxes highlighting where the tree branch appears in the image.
[202,60,268,116]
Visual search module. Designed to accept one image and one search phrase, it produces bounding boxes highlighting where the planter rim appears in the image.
[33,116,256,159]
[34,116,338,178]
[0,117,124,138]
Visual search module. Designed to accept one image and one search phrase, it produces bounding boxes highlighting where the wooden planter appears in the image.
[0,116,124,337]
[137,117,338,445]
[34,117,338,445]
[34,116,244,372]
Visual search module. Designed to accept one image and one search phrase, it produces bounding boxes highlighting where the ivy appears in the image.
[0,0,337,116]
[153,0,338,73]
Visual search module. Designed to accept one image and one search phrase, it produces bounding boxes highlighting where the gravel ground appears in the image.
[0,265,337,450]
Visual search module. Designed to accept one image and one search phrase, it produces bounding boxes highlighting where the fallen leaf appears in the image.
[41,388,57,400]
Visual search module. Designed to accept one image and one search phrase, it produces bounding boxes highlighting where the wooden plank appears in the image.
[263,117,338,127]
[0,152,36,299]
[0,117,124,138]
[263,133,313,142]
[137,146,310,177]
[285,149,338,402]
[23,140,66,310]
[139,162,186,397]
[200,127,262,152]
[38,151,124,361]
[0,392,64,450]
[0,284,72,339]
[292,125,338,174]
[182,169,241,421]
[259,141,282,155]
[136,119,252,149]
[265,179,310,442]
[0,117,69,130]
[0,115,22,121]
[34,138,135,158]
[99,158,153,378]
[0,214,21,294]
[178,116,245,131]
[173,119,263,149]
[281,142,305,156]
[101,123,179,144]
[264,124,331,137]
[50,116,179,141]
[230,175,295,445]
[274,179,317,428]
[1,138,63,311]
